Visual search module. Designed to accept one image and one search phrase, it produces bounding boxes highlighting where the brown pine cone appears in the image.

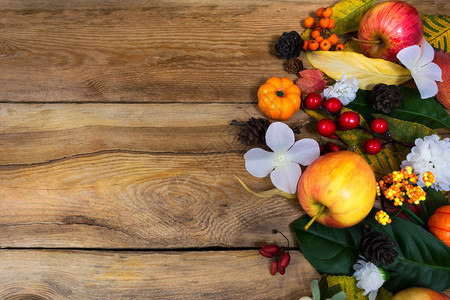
[370,83,403,113]
[359,229,398,266]
[285,58,304,74]
[233,118,270,146]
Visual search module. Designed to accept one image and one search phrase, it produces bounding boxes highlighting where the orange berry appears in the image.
[304,17,315,28]
[328,33,338,45]
[320,39,331,51]
[319,18,330,29]
[316,7,324,18]
[315,35,324,42]
[308,40,319,51]
[335,43,345,51]
[323,7,333,18]
[302,40,310,51]
[327,19,335,30]
[311,30,321,39]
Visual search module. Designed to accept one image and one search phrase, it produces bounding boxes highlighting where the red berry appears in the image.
[338,111,360,130]
[317,118,336,137]
[323,97,343,114]
[327,142,340,152]
[364,138,382,155]
[277,261,286,275]
[304,92,323,110]
[274,247,286,257]
[259,245,280,258]
[270,260,278,275]
[278,252,291,268]
[370,118,388,135]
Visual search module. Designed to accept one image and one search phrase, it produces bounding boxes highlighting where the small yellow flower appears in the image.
[422,171,435,187]
[375,210,392,225]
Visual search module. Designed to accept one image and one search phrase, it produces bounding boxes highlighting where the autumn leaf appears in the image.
[434,49,450,109]
[421,14,450,52]
[306,51,412,90]
[295,69,327,95]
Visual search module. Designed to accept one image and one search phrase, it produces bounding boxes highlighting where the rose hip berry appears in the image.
[364,138,382,155]
[259,245,280,258]
[304,92,323,110]
[370,118,389,135]
[270,260,278,275]
[338,111,360,130]
[327,142,340,152]
[317,118,336,137]
[323,97,342,114]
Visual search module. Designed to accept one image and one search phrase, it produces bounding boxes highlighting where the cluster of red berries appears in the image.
[259,230,291,275]
[304,92,391,155]
[303,7,344,51]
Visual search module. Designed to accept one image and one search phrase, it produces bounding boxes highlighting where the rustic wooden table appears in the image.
[0,0,448,299]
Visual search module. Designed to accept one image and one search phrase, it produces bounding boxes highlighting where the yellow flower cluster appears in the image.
[423,171,435,187]
[375,210,392,225]
[376,167,430,206]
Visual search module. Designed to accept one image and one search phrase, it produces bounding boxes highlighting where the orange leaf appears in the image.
[295,69,327,95]
[434,49,450,109]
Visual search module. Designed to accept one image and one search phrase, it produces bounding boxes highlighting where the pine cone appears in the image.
[275,31,303,59]
[285,58,304,74]
[370,83,403,113]
[236,118,270,146]
[359,229,398,266]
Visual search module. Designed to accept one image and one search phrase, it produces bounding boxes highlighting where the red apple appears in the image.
[357,1,423,62]
[297,151,376,230]
[392,287,450,300]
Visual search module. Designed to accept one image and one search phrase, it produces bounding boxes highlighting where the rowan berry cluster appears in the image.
[258,230,291,275]
[303,7,344,52]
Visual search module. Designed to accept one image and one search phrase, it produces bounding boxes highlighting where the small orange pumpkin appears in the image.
[258,77,301,121]
[427,205,450,246]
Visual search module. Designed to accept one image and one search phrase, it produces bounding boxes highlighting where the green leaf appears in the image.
[292,210,450,294]
[424,188,450,217]
[301,0,375,40]
[347,87,450,129]
[371,114,439,146]
[363,211,450,293]
[292,215,364,276]
[421,14,450,52]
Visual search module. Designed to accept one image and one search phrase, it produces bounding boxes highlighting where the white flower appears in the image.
[322,74,359,106]
[396,38,443,99]
[353,259,388,300]
[400,134,450,191]
[244,122,320,194]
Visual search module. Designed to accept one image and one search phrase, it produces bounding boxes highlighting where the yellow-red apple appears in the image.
[392,287,450,300]
[297,151,376,229]
[357,1,423,62]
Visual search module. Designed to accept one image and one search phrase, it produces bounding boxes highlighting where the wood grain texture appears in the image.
[0,249,319,299]
[0,103,317,165]
[0,150,308,248]
[0,0,448,103]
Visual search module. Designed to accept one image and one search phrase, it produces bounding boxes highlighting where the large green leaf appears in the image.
[363,211,450,293]
[421,14,450,52]
[301,0,375,40]
[424,188,450,218]
[292,210,450,293]
[346,87,450,129]
[292,215,363,275]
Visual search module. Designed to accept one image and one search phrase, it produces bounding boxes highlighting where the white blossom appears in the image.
[322,74,359,106]
[401,134,450,191]
[244,122,320,194]
[353,259,388,300]
[397,38,442,99]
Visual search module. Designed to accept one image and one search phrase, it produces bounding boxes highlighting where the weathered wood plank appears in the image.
[0,0,447,103]
[0,103,317,165]
[0,249,319,299]
[0,151,307,248]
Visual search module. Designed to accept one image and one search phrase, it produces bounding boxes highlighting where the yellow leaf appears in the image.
[306,51,412,90]
[325,275,393,300]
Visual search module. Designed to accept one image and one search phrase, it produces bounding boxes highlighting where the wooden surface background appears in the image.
[0,0,448,299]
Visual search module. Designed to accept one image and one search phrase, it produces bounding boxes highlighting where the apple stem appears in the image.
[351,37,382,44]
[304,205,326,231]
